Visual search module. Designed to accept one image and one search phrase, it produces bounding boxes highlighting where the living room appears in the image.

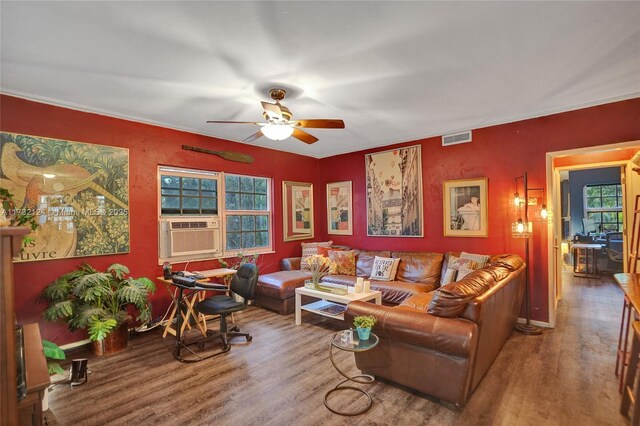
[2,2,640,425]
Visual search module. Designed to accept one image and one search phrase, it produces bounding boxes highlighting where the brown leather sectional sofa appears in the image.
[344,253,526,405]
[254,250,445,314]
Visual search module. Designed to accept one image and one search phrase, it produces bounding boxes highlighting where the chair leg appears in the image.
[622,323,640,422]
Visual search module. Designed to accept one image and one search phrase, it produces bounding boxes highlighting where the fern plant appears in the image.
[41,263,155,341]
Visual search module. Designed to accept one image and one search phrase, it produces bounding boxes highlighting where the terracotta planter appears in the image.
[91,323,128,356]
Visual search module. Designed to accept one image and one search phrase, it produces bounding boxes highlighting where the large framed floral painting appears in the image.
[0,132,130,262]
[365,145,423,237]
[443,177,488,237]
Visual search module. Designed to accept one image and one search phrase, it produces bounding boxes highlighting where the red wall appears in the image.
[319,98,640,323]
[1,94,323,344]
[3,95,640,343]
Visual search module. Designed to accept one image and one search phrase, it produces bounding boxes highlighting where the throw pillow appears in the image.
[369,256,401,281]
[301,241,333,270]
[455,265,475,281]
[460,251,490,268]
[441,267,458,285]
[328,250,356,275]
[448,255,478,271]
[317,246,331,257]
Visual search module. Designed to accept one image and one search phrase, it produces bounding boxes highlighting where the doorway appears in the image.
[546,141,640,327]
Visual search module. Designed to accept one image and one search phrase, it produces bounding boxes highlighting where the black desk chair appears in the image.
[605,232,624,272]
[195,263,259,354]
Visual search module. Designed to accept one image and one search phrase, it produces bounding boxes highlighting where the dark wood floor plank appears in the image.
[45,271,628,425]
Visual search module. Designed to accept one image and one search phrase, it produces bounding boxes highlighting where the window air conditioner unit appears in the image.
[159,218,221,258]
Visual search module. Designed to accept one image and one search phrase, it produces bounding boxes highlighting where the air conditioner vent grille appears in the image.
[171,221,208,229]
[442,131,472,146]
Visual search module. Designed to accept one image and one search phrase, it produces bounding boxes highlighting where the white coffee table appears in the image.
[295,286,382,325]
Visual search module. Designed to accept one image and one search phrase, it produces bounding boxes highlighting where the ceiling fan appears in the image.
[207,88,345,144]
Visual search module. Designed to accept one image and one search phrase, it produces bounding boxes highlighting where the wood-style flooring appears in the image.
[45,272,627,425]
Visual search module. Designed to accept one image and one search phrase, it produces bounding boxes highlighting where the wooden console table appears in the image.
[17,323,50,426]
[613,273,640,393]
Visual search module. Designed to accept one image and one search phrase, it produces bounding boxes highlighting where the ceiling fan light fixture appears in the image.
[262,123,294,140]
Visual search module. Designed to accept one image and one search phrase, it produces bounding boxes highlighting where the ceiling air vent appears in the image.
[442,130,472,146]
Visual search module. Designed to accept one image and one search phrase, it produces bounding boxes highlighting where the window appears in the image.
[224,174,272,253]
[584,183,623,232]
[159,168,219,216]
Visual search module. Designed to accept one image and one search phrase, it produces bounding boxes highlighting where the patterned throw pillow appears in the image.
[328,250,356,275]
[455,265,475,281]
[460,252,490,269]
[448,255,478,271]
[301,241,333,270]
[369,256,401,281]
[441,267,458,285]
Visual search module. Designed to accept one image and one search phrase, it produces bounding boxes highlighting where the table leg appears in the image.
[324,341,375,416]
[619,298,633,393]
[295,292,302,325]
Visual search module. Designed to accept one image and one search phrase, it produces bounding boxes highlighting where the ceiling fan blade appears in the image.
[294,119,345,129]
[243,129,264,143]
[206,120,260,125]
[292,128,319,145]
[261,101,282,119]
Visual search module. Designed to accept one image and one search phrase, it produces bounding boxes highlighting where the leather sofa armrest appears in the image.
[281,257,302,271]
[345,301,476,358]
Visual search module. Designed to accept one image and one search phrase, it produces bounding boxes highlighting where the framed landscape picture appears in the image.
[365,145,423,237]
[443,177,488,237]
[327,181,352,235]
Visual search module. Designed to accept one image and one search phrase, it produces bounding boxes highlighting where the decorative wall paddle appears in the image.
[182,145,254,164]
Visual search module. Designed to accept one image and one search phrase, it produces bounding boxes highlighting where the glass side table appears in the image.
[324,330,379,416]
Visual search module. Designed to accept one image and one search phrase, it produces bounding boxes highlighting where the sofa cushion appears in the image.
[355,250,392,277]
[487,253,524,271]
[301,241,333,269]
[399,292,436,311]
[280,257,302,271]
[370,280,437,305]
[427,269,495,317]
[256,270,312,300]
[328,249,356,275]
[392,252,444,285]
[369,256,401,281]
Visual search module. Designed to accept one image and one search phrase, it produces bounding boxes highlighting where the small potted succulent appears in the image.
[353,315,377,340]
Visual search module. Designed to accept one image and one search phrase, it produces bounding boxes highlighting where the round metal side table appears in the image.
[324,330,379,416]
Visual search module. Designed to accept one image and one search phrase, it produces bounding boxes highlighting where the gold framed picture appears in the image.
[443,177,488,237]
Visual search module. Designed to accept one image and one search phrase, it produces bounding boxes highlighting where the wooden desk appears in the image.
[614,273,640,393]
[17,323,50,426]
[157,268,237,338]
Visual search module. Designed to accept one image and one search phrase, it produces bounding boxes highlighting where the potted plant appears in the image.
[41,263,155,355]
[353,315,377,340]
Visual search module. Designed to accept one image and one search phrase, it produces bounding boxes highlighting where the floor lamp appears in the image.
[513,172,546,336]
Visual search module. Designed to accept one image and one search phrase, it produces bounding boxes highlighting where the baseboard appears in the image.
[517,317,552,329]
[60,339,91,351]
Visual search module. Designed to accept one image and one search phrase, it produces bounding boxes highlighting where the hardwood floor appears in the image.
[46,274,627,425]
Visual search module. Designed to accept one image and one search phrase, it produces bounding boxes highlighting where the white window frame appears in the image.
[158,166,221,218]
[221,172,274,257]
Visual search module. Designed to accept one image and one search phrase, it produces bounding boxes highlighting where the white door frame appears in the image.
[546,140,640,327]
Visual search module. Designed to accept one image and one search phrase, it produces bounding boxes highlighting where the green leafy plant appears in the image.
[41,263,155,341]
[0,187,38,247]
[218,252,259,270]
[353,315,377,329]
[42,339,66,375]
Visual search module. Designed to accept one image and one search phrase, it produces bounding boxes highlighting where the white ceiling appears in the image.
[1,2,639,158]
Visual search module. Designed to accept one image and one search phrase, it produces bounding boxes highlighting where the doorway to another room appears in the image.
[547,141,640,328]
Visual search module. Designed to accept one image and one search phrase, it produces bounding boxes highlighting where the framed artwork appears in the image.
[282,181,314,241]
[327,181,352,235]
[0,132,130,262]
[365,145,423,237]
[443,177,488,237]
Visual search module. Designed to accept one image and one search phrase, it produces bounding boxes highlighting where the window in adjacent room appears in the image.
[223,174,272,255]
[584,183,623,232]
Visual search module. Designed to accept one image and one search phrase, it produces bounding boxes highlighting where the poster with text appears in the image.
[1,132,130,262]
